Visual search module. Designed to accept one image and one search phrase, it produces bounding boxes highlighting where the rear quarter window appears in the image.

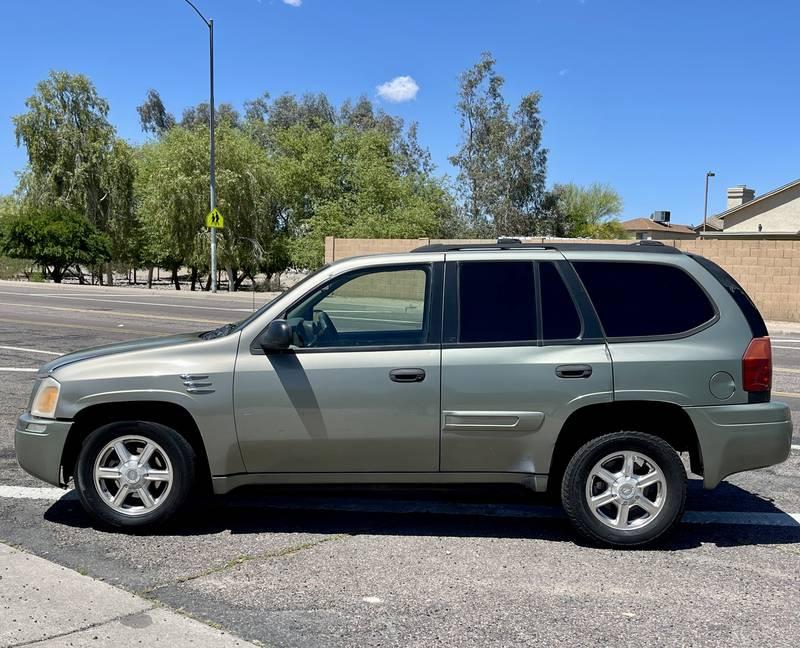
[573,261,716,338]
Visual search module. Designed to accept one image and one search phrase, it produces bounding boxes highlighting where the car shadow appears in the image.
[43,478,800,550]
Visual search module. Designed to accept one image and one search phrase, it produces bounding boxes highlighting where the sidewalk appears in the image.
[0,542,256,647]
[0,278,279,303]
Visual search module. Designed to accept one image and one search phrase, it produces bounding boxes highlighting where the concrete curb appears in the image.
[0,542,257,647]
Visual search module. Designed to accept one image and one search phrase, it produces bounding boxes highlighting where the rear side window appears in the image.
[573,261,715,338]
[540,262,582,340]
[459,261,536,343]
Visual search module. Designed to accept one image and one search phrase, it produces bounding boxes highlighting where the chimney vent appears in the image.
[727,185,755,209]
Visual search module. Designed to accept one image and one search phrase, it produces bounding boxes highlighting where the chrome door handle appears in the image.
[555,364,593,379]
[390,368,426,383]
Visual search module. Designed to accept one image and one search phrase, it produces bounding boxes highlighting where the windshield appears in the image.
[200,265,331,339]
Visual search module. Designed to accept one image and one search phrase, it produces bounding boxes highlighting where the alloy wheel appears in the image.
[584,450,667,530]
[92,435,174,516]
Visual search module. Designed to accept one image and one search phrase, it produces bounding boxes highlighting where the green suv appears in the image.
[15,241,792,547]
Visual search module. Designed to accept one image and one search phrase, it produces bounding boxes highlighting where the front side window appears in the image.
[573,261,716,338]
[285,266,429,348]
[458,261,537,343]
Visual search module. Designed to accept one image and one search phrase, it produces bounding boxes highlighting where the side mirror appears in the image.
[257,319,292,352]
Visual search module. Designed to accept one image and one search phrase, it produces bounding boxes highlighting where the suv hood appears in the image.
[39,333,202,376]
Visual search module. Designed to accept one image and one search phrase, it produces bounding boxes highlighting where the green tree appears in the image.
[136,124,281,290]
[14,71,114,228]
[136,89,176,136]
[547,183,627,239]
[136,126,212,289]
[102,139,140,275]
[1,208,110,283]
[13,71,137,282]
[237,90,451,269]
[450,52,548,237]
[0,196,31,279]
[277,125,449,268]
[180,102,241,130]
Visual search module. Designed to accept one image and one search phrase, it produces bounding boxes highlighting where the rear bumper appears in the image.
[14,412,72,487]
[685,401,793,489]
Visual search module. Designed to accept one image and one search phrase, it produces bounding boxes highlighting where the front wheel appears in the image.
[75,421,196,529]
[561,431,687,547]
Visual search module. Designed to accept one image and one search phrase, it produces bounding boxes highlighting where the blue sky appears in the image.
[2,0,799,225]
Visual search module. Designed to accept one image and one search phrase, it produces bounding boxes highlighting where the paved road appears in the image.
[1,280,799,647]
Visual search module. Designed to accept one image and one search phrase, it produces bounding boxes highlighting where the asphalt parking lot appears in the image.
[1,279,799,647]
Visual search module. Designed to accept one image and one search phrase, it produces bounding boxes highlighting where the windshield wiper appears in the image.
[200,322,237,340]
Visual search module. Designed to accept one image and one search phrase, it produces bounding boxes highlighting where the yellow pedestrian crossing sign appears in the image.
[206,208,224,229]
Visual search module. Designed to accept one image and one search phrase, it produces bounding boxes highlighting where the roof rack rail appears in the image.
[412,242,549,253]
[411,241,682,254]
[630,240,666,247]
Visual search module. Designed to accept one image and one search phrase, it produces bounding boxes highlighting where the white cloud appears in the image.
[376,76,420,103]
[282,0,302,7]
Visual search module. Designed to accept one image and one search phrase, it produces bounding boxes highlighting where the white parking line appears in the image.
[0,485,70,499]
[0,345,61,356]
[0,367,38,373]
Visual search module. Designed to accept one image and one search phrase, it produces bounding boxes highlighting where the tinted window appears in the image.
[573,261,715,338]
[540,262,582,340]
[285,267,428,348]
[459,261,536,343]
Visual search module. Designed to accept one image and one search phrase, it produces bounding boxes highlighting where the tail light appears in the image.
[742,337,772,392]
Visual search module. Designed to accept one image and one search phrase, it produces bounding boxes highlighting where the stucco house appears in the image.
[701,179,800,237]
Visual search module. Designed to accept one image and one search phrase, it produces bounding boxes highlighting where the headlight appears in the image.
[31,377,61,419]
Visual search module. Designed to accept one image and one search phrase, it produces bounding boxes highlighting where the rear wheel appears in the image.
[75,421,196,529]
[561,431,686,547]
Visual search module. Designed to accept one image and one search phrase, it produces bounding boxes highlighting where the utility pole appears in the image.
[182,0,217,292]
[703,171,715,234]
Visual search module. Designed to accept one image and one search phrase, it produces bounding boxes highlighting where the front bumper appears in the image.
[15,412,73,487]
[685,401,793,489]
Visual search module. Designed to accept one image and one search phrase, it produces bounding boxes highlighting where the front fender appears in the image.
[64,382,243,477]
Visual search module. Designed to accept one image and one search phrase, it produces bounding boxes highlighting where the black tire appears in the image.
[74,420,196,529]
[560,431,686,548]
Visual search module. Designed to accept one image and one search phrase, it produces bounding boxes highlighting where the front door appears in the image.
[234,262,443,473]
[440,255,613,474]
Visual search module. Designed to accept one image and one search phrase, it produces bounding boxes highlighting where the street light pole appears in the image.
[209,18,217,293]
[182,0,217,292]
[703,171,715,234]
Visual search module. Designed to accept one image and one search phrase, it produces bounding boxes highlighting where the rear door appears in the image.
[440,251,613,475]
[568,253,746,406]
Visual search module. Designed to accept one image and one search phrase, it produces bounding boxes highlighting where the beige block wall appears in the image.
[634,230,697,240]
[334,268,425,301]
[325,236,800,322]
